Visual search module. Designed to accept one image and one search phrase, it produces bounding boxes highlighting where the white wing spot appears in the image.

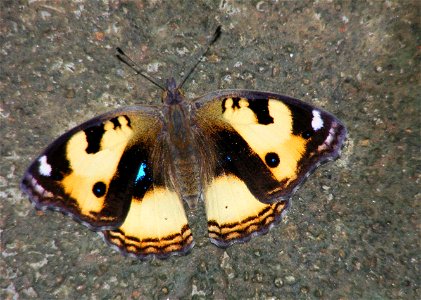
[38,155,52,176]
[311,110,324,131]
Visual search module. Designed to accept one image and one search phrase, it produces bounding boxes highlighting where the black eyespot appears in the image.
[302,130,313,139]
[265,152,280,168]
[92,181,106,197]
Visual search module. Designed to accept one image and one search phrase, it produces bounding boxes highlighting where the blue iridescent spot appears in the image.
[226,155,232,162]
[135,162,147,183]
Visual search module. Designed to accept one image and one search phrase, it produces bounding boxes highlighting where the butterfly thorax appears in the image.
[162,80,202,211]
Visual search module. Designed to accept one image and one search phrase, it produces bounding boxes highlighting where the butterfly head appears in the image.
[162,77,185,105]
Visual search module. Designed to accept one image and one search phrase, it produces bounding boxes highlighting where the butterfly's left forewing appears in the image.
[21,109,148,229]
[192,90,346,246]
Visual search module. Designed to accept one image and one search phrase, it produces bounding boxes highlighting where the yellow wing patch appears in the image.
[205,175,287,245]
[62,116,133,217]
[222,98,306,183]
[105,187,193,257]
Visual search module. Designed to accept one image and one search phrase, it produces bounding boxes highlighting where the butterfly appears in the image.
[21,27,347,259]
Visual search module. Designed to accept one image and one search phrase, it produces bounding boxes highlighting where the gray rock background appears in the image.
[1,1,419,299]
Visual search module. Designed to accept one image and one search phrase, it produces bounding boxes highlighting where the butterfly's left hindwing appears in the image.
[21,107,193,258]
[193,90,347,246]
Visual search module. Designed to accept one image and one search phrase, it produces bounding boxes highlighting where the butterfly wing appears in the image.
[102,134,194,259]
[102,183,193,259]
[192,90,347,246]
[21,107,193,258]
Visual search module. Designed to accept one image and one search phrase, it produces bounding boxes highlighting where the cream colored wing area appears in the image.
[222,98,307,183]
[103,187,193,258]
[205,175,288,247]
[62,116,134,217]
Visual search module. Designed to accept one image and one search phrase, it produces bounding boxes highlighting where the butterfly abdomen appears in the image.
[164,102,202,210]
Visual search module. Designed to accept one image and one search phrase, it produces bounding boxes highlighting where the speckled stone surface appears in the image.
[1,1,419,299]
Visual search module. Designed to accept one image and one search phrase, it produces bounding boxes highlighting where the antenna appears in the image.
[116,25,222,91]
[116,47,166,91]
[178,25,222,89]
